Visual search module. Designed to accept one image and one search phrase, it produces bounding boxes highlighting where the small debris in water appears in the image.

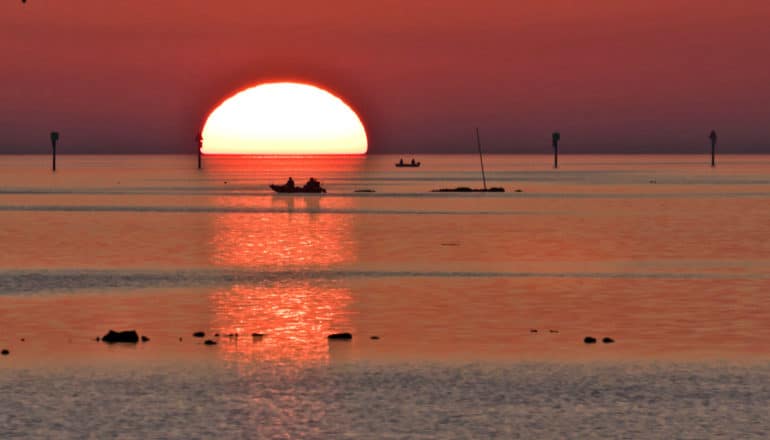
[179,337,183,342]
[584,336,597,344]
[370,336,380,340]
[20,338,25,342]
[141,336,150,342]
[1,349,9,356]
[440,242,460,246]
[530,329,538,333]
[514,189,523,192]
[354,189,376,193]
[549,329,559,334]
[602,337,615,344]
[214,333,220,337]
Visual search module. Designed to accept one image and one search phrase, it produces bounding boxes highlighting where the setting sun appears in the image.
[200,82,367,155]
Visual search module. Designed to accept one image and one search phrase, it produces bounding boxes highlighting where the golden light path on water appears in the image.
[207,158,359,362]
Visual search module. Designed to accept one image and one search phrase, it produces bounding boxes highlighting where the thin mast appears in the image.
[476,127,487,190]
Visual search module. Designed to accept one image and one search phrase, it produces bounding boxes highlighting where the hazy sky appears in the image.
[2,0,769,154]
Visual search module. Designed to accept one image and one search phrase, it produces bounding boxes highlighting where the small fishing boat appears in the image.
[395,158,420,167]
[270,177,326,193]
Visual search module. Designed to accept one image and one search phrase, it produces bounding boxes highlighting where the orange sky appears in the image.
[1,0,769,153]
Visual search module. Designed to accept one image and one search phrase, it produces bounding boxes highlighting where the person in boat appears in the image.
[304,177,321,191]
[399,158,404,165]
[410,158,416,165]
[285,177,295,190]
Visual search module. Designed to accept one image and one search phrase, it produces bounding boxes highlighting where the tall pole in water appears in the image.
[552,131,561,169]
[197,131,203,170]
[475,127,487,191]
[50,131,59,172]
[709,130,717,167]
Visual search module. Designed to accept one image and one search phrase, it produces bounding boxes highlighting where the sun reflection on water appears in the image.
[210,196,355,269]
[208,282,353,364]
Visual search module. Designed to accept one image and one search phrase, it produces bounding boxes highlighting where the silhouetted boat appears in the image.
[432,128,505,193]
[432,187,504,192]
[270,178,326,193]
[395,161,420,167]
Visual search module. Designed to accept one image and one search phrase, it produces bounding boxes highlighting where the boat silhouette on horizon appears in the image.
[395,158,420,167]
[270,177,326,193]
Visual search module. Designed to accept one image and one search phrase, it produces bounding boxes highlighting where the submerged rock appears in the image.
[328,333,353,340]
[102,330,139,343]
[204,339,217,346]
[193,331,205,338]
[584,336,597,344]
[602,337,615,344]
[549,329,559,334]
[530,329,538,333]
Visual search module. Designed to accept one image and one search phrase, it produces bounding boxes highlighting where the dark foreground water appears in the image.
[3,361,770,439]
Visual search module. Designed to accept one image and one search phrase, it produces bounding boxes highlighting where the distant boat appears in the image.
[395,159,420,168]
[432,187,504,192]
[270,178,326,193]
[432,128,505,192]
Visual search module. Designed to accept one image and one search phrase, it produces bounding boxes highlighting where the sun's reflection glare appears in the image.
[208,283,353,364]
[210,197,355,269]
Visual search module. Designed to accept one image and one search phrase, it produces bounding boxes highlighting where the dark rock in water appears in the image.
[328,333,353,340]
[20,338,25,342]
[549,329,559,334]
[204,339,217,346]
[141,336,150,342]
[1,349,8,356]
[584,336,597,344]
[96,337,100,342]
[515,189,523,192]
[102,330,139,343]
[179,337,183,342]
[251,333,264,337]
[193,331,205,338]
[530,329,538,333]
[214,333,220,337]
[602,337,615,344]
[370,336,380,340]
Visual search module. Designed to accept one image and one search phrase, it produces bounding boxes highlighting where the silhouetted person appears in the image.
[50,131,59,171]
[286,177,295,189]
[552,131,561,169]
[399,158,404,165]
[410,158,416,165]
[709,130,717,167]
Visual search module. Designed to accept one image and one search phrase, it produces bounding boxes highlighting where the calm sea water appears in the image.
[1,154,769,438]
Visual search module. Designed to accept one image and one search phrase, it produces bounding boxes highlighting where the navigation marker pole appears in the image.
[552,131,561,169]
[197,131,203,170]
[50,131,59,172]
